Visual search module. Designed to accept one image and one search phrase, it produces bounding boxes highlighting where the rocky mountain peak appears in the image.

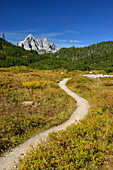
[25,34,35,41]
[27,34,34,38]
[17,35,59,54]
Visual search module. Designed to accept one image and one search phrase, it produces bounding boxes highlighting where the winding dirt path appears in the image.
[0,78,90,170]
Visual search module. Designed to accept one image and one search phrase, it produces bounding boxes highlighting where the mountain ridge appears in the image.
[17,34,59,54]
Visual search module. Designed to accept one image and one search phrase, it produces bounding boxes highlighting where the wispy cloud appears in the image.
[59,40,67,42]
[56,39,81,48]
[56,43,75,48]
[5,32,24,36]
[40,32,64,38]
[0,29,36,42]
[54,39,81,43]
[57,43,86,48]
[14,29,36,33]
[0,29,81,47]
[66,30,80,34]
[69,40,81,43]
[0,29,79,40]
[39,30,79,38]
[0,32,23,40]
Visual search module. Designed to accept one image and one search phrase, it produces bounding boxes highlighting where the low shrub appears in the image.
[22,80,58,89]
[0,71,76,154]
[22,81,47,89]
[0,81,12,88]
[18,75,113,169]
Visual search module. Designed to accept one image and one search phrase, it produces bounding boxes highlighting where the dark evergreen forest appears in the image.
[0,38,113,72]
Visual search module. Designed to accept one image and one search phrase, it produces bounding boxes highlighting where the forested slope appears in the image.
[0,38,113,72]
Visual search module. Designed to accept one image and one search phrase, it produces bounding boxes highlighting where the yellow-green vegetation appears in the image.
[18,73,113,169]
[0,68,76,155]
[0,66,36,73]
[22,80,57,89]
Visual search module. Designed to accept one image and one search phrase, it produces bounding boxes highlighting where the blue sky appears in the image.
[0,0,113,48]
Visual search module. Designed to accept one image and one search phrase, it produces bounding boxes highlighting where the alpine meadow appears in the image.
[0,35,113,169]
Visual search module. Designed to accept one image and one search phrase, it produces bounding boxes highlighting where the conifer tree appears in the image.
[2,33,5,40]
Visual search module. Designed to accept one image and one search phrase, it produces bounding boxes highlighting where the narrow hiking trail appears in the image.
[0,78,90,170]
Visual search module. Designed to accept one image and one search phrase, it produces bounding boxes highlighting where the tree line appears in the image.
[0,38,113,72]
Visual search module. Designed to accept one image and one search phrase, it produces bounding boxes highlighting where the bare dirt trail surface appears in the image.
[0,78,90,170]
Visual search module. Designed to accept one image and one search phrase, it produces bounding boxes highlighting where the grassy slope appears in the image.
[0,67,76,154]
[18,71,113,169]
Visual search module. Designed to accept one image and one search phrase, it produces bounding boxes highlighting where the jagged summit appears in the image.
[17,34,59,54]
[26,33,33,38]
[27,34,33,37]
[24,34,35,43]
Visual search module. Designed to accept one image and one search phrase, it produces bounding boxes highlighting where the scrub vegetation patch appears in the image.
[0,69,76,155]
[18,74,113,169]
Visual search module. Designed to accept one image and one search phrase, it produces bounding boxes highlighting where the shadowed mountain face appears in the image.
[17,34,59,54]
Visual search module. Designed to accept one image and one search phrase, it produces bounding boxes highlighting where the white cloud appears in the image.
[66,30,80,34]
[0,29,82,47]
[57,43,87,48]
[57,43,74,48]
[39,30,79,38]
[15,29,36,33]
[0,30,80,40]
[0,29,36,41]
[55,39,81,43]
[69,40,81,43]
[59,40,67,42]
[40,32,64,38]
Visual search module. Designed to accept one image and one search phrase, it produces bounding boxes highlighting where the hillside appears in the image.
[0,38,113,72]
[55,41,113,72]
